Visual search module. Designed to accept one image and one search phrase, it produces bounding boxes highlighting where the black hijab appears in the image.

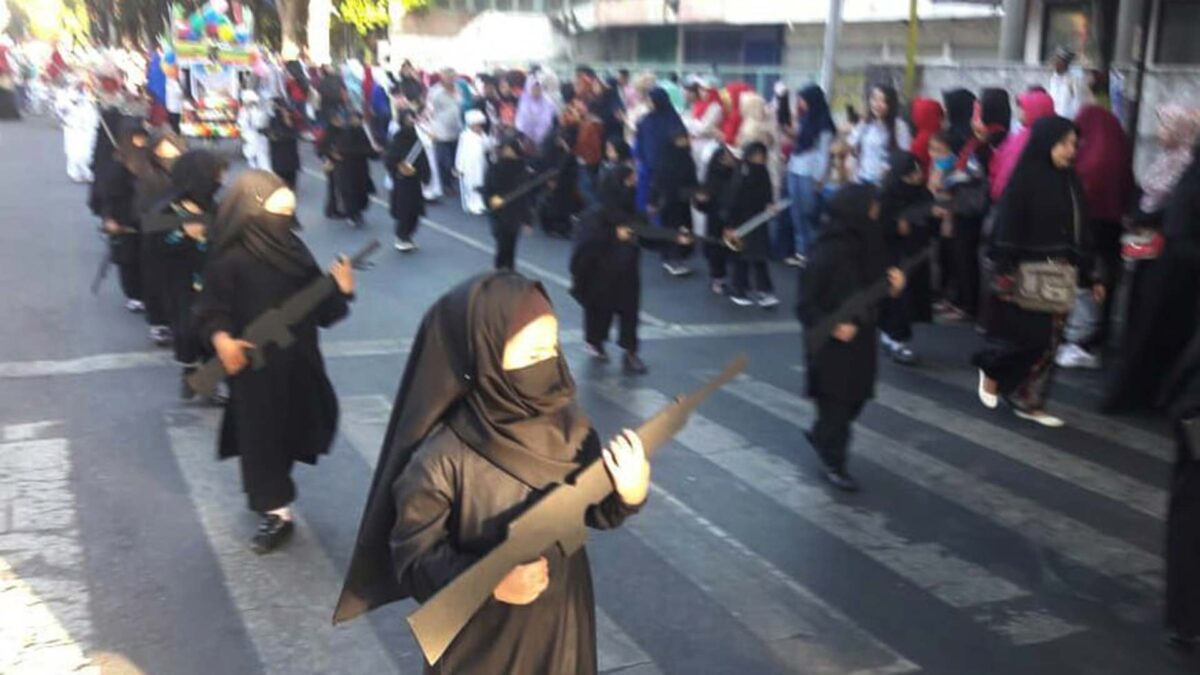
[980,88,1012,145]
[943,88,977,155]
[212,169,316,278]
[597,163,637,216]
[824,183,889,281]
[993,116,1087,259]
[333,271,591,623]
[387,109,420,158]
[794,85,835,154]
[168,149,227,213]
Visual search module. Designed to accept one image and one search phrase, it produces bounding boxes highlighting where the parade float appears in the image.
[167,0,261,139]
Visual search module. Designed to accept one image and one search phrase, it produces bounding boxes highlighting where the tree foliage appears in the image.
[336,0,388,37]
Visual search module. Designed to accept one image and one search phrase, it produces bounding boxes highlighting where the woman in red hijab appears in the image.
[1055,104,1134,369]
[909,98,945,174]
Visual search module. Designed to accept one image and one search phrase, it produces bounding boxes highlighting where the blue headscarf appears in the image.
[794,84,836,155]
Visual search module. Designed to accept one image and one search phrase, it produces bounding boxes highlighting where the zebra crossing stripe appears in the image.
[595,383,1084,646]
[338,395,663,675]
[165,409,400,675]
[913,367,1172,463]
[792,367,1167,520]
[635,484,919,674]
[712,374,1163,597]
[0,434,99,675]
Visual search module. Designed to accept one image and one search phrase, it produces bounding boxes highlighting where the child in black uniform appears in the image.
[722,142,779,308]
[797,184,905,492]
[485,137,534,270]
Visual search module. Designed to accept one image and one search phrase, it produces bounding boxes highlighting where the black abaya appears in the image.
[195,171,351,511]
[973,117,1094,411]
[332,124,378,218]
[335,272,640,673]
[385,121,431,241]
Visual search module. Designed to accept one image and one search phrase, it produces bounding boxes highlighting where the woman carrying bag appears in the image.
[972,116,1101,427]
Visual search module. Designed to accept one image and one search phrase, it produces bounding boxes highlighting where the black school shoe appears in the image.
[623,352,648,375]
[823,468,860,493]
[250,514,294,555]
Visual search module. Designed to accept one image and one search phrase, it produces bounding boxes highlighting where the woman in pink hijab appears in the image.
[989,90,1056,201]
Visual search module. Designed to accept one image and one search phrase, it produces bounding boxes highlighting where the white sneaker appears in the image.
[784,254,807,268]
[977,369,998,409]
[1055,344,1101,369]
[1014,409,1065,428]
[394,238,417,252]
[663,262,693,277]
[125,299,145,313]
[757,293,780,308]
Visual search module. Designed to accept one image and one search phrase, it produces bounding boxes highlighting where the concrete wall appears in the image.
[783,18,1000,73]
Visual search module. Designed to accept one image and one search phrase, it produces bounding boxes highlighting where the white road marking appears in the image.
[793,367,1167,520]
[916,367,1171,463]
[596,383,1083,646]
[339,395,663,675]
[714,373,1164,597]
[0,435,100,675]
[1,420,62,442]
[636,485,918,674]
[300,166,671,328]
[165,409,401,675]
[0,320,797,380]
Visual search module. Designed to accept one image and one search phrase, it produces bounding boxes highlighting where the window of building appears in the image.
[1157,0,1200,64]
[1040,1,1103,65]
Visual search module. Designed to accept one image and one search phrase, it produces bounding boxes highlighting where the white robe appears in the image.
[417,124,443,201]
[62,93,97,183]
[238,104,271,170]
[455,128,491,215]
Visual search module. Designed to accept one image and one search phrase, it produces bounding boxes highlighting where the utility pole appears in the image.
[819,0,843,95]
[904,0,919,98]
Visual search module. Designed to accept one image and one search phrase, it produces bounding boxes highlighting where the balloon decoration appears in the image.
[175,1,252,46]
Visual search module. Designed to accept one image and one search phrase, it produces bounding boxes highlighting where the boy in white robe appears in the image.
[61,82,97,183]
[416,121,443,202]
[454,109,491,215]
[238,90,270,169]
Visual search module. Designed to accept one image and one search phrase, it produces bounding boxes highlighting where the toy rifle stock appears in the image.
[486,169,559,212]
[185,240,381,397]
[804,245,933,357]
[406,354,749,666]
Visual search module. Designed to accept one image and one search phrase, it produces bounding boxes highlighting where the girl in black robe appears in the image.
[721,142,778,308]
[266,97,301,189]
[485,138,534,270]
[194,170,355,553]
[386,109,432,252]
[537,123,582,239]
[797,184,903,492]
[148,149,227,398]
[570,164,652,374]
[333,271,649,674]
[330,113,378,227]
[135,129,186,346]
[972,116,1100,427]
[696,145,738,294]
[95,119,149,312]
[648,129,697,276]
[877,151,936,365]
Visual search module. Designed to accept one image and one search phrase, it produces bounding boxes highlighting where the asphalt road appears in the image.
[0,117,1193,675]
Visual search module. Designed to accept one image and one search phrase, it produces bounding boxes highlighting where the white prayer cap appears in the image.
[465,109,486,127]
[241,90,259,104]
